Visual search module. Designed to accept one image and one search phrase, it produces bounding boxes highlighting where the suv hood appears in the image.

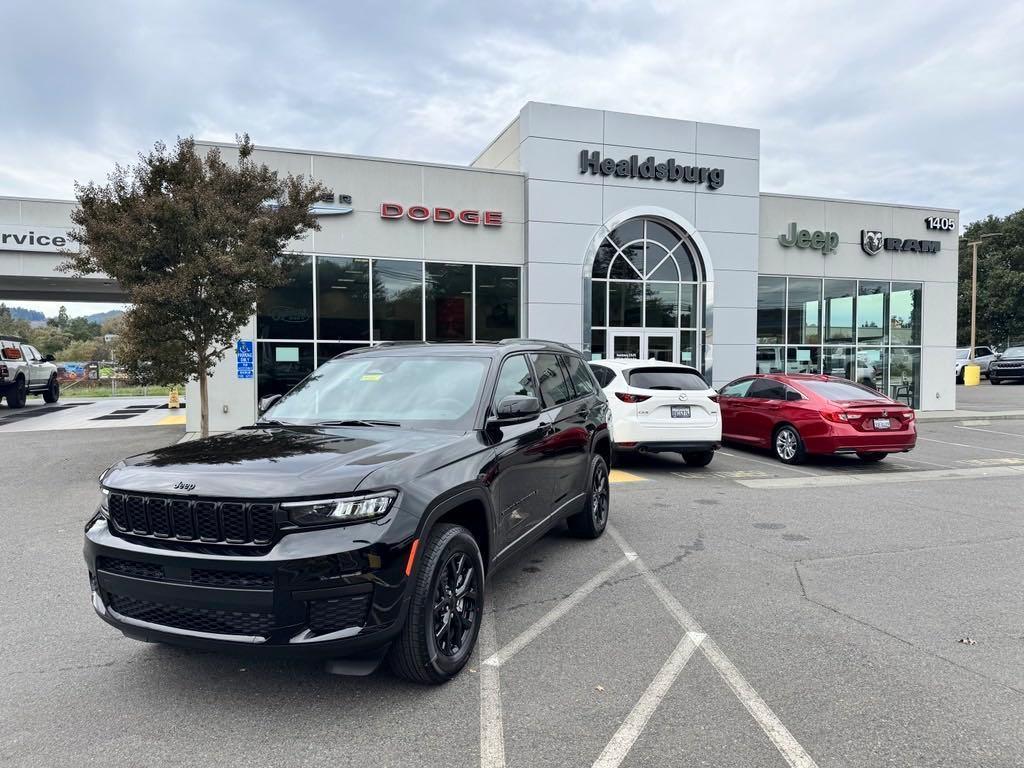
[102,426,467,499]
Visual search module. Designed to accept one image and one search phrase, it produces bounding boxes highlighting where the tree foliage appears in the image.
[60,135,327,435]
[957,209,1024,348]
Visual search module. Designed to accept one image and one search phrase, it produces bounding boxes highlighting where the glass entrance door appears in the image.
[609,332,641,360]
[608,331,678,362]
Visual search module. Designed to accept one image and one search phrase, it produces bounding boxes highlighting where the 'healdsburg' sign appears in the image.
[579,150,725,190]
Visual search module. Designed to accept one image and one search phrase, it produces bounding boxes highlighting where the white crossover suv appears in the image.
[589,359,721,467]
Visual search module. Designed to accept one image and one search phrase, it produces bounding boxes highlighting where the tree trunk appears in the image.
[199,368,209,439]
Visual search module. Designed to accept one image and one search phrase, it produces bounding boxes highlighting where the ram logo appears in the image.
[861,230,884,256]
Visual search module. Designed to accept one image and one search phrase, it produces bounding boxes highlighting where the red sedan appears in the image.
[718,374,916,464]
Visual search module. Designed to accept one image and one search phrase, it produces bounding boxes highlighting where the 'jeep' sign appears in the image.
[0,225,79,253]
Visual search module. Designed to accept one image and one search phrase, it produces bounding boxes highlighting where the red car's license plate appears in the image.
[873,418,891,430]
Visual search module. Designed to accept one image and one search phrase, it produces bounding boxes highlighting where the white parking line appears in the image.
[718,450,819,476]
[484,555,632,668]
[735,464,1024,489]
[919,436,1024,457]
[606,526,819,768]
[479,616,506,768]
[591,631,706,768]
[954,424,1024,439]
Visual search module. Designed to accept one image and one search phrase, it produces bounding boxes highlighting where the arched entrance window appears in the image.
[588,216,706,368]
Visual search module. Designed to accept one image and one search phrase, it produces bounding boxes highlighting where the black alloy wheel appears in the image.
[567,455,609,538]
[6,376,27,408]
[856,452,887,462]
[389,523,484,684]
[681,450,714,467]
[43,376,60,404]
[432,551,479,658]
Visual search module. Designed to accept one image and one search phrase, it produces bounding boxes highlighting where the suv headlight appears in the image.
[98,488,110,519]
[282,491,397,527]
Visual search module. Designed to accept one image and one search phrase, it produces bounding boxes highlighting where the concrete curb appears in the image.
[915,411,1024,424]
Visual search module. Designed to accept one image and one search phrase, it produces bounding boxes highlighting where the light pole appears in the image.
[964,232,1003,361]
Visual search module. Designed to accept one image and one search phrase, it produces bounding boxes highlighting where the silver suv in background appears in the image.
[955,346,998,382]
[0,336,60,408]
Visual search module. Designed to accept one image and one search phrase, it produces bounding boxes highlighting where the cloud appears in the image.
[0,0,1019,224]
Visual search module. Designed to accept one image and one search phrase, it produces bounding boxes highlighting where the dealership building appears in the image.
[0,102,959,431]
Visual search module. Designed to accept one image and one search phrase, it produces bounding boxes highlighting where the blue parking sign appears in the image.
[236,340,254,380]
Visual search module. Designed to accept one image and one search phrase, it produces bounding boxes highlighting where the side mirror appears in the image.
[43,354,56,362]
[258,394,282,414]
[490,395,541,425]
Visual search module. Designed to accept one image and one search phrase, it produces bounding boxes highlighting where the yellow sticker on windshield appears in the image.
[360,373,382,381]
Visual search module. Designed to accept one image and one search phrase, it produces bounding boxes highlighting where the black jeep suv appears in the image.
[84,341,611,683]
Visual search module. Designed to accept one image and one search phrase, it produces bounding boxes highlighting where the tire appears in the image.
[990,376,1000,385]
[567,455,609,539]
[956,372,964,384]
[388,523,484,685]
[857,452,887,462]
[5,376,27,408]
[42,376,60,404]
[681,450,714,467]
[773,425,806,465]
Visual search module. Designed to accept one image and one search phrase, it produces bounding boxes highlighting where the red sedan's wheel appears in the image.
[773,425,806,465]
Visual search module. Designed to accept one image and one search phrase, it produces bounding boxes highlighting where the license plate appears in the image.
[671,405,691,418]
[873,418,891,430]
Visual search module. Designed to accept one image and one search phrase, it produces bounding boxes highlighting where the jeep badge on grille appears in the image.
[172,481,196,491]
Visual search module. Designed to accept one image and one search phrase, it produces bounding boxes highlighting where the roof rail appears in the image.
[498,338,578,353]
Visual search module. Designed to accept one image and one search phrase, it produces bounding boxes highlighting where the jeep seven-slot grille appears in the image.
[107,492,277,546]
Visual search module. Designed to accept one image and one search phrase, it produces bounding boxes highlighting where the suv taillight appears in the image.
[615,392,651,403]
[708,393,719,403]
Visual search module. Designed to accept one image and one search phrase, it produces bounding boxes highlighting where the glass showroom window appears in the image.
[590,217,706,368]
[755,276,923,407]
[255,256,521,399]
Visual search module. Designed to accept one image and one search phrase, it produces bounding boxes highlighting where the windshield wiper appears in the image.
[316,419,401,428]
[253,419,295,427]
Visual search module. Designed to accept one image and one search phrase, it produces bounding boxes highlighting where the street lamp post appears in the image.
[964,232,1003,362]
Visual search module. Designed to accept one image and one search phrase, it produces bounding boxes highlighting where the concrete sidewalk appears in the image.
[916,408,1024,423]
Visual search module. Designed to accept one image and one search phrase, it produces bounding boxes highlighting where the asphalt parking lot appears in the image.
[3,418,1024,768]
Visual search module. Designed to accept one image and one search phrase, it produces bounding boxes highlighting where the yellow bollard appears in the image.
[168,387,180,409]
[963,364,981,387]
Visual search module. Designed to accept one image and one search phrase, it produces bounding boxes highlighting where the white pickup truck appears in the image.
[0,336,60,408]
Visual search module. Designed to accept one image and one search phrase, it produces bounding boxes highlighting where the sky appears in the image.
[1,0,1021,319]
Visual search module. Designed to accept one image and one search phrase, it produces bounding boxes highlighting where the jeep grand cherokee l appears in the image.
[84,341,611,684]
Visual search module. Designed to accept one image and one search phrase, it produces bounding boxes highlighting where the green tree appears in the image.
[957,210,1024,348]
[65,316,102,341]
[60,135,327,436]
[56,338,106,362]
[47,305,70,329]
[27,326,72,356]
[0,304,32,339]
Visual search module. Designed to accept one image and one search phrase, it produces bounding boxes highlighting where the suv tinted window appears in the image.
[562,355,596,397]
[492,355,539,408]
[589,364,615,388]
[530,353,574,406]
[627,367,708,391]
[746,378,786,400]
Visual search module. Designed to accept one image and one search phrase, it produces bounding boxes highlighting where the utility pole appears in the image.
[964,232,1003,361]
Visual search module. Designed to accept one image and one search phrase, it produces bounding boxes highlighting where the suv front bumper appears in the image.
[84,517,414,658]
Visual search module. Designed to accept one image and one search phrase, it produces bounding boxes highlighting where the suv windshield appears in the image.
[956,349,969,359]
[627,367,708,391]
[1002,347,1024,358]
[263,354,490,430]
[801,380,888,401]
